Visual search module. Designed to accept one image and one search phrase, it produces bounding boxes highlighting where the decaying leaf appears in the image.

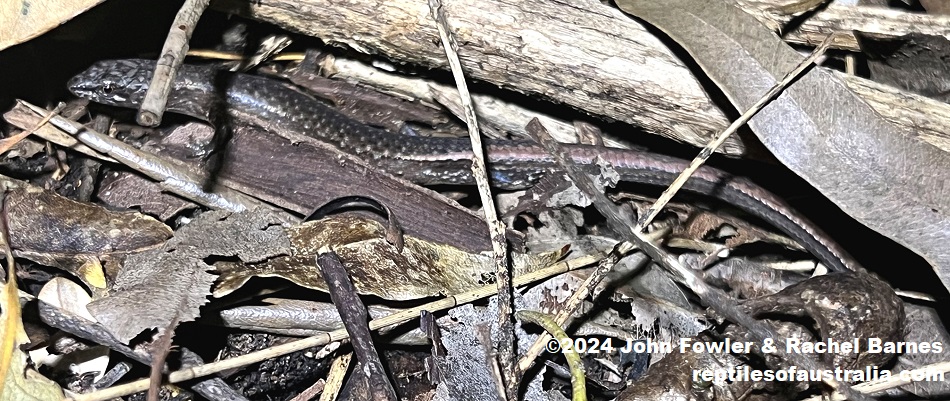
[614,342,739,401]
[215,215,567,300]
[97,170,196,221]
[0,175,171,274]
[0,0,105,51]
[676,208,803,251]
[87,209,290,343]
[0,262,63,400]
[863,33,950,104]
[615,0,950,290]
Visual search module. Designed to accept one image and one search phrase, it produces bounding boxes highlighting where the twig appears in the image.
[525,118,874,401]
[2,106,117,163]
[289,379,326,401]
[316,249,396,401]
[186,49,305,61]
[516,311,587,401]
[0,104,63,154]
[13,101,267,214]
[319,353,352,401]
[427,0,516,398]
[137,0,211,126]
[634,34,837,230]
[63,250,618,401]
[179,348,249,401]
[146,318,179,401]
[93,362,131,390]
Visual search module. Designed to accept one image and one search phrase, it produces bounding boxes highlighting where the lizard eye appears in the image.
[101,81,116,95]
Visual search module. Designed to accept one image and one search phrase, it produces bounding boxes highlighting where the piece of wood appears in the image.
[213,0,950,158]
[738,1,950,50]
[216,125,500,253]
[213,0,742,154]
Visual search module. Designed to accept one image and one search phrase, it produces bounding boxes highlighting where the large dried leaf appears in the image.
[1,175,171,258]
[215,216,567,300]
[87,209,290,343]
[0,0,104,51]
[0,266,62,400]
[615,0,950,289]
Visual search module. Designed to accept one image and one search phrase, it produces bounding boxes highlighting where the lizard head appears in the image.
[68,59,155,108]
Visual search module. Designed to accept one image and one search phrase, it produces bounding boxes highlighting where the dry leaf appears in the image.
[87,209,290,343]
[677,209,803,251]
[215,215,567,300]
[97,171,196,221]
[0,175,171,275]
[0,0,105,51]
[0,263,63,400]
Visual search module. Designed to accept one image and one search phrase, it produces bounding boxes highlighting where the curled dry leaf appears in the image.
[215,215,567,300]
[0,263,63,399]
[1,175,171,271]
[676,208,803,251]
[0,0,105,51]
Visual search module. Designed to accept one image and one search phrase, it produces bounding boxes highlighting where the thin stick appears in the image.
[516,311,587,401]
[318,354,351,401]
[137,0,210,127]
[427,0,516,398]
[289,379,325,401]
[16,101,266,214]
[634,34,838,230]
[316,249,396,400]
[0,104,62,155]
[2,106,117,163]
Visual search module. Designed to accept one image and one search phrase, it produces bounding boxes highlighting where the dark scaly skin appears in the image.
[68,59,863,274]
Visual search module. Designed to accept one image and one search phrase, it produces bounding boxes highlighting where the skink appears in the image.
[68,59,862,274]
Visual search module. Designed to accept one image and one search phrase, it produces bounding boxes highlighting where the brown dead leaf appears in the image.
[0,257,63,399]
[215,215,566,300]
[677,209,803,251]
[0,175,170,290]
[97,171,196,220]
[2,175,171,257]
[0,0,105,51]
[87,208,290,343]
